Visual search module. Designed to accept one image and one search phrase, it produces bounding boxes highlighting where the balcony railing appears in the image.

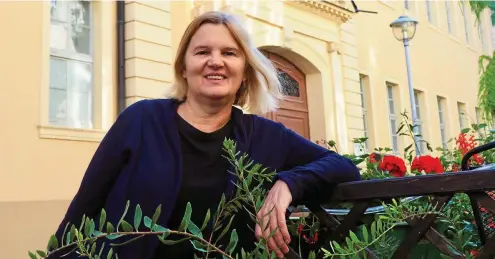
[285,141,495,259]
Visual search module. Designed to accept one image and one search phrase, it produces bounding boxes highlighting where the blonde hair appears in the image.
[167,11,282,115]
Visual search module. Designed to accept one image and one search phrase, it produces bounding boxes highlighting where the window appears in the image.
[405,0,409,10]
[387,83,399,154]
[426,0,433,23]
[413,90,425,154]
[49,0,93,129]
[457,102,466,130]
[359,75,370,151]
[445,0,452,34]
[478,22,485,51]
[461,2,470,44]
[437,97,447,149]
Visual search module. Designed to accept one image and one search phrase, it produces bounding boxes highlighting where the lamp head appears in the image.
[390,15,418,41]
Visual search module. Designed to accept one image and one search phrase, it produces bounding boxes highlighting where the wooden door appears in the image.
[262,51,310,139]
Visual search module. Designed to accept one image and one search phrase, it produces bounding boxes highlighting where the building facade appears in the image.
[0,1,492,258]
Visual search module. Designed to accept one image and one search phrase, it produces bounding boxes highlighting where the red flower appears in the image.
[455,133,484,166]
[411,155,444,174]
[470,249,479,256]
[297,224,304,235]
[379,156,407,177]
[369,153,378,163]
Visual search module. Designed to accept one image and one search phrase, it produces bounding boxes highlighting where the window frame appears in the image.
[445,0,452,34]
[413,90,425,154]
[49,0,94,129]
[39,0,116,142]
[426,0,434,23]
[437,97,447,149]
[461,1,471,44]
[478,22,485,52]
[457,102,466,130]
[359,75,370,152]
[386,83,400,155]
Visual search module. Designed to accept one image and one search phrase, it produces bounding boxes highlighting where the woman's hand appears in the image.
[255,180,292,258]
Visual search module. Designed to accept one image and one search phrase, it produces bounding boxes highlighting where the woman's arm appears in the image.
[275,126,361,203]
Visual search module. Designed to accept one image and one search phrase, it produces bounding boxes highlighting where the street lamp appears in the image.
[390,15,420,156]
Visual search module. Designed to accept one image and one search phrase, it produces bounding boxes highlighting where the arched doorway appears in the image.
[262,51,310,139]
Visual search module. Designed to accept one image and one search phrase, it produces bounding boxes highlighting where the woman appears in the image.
[50,11,360,259]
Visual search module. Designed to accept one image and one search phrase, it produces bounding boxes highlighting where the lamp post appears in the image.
[390,15,420,157]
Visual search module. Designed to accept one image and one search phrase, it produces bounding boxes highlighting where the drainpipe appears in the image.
[117,1,126,114]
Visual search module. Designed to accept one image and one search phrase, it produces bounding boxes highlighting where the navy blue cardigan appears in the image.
[50,98,360,259]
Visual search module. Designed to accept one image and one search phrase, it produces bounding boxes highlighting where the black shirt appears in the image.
[153,114,254,258]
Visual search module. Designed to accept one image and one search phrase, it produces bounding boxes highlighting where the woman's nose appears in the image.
[207,52,224,68]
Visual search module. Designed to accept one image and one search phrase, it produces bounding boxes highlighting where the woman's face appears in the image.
[183,23,246,103]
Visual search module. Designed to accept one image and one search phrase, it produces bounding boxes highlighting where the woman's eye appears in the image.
[224,51,236,56]
[196,51,209,55]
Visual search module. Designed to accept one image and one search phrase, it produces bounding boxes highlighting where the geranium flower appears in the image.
[379,156,407,177]
[411,155,444,174]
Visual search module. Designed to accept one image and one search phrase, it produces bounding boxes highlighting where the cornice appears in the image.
[288,0,354,23]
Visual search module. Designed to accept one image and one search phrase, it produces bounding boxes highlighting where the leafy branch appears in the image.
[321,198,458,258]
[29,139,281,259]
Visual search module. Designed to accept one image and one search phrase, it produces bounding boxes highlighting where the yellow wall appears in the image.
[0,1,491,258]
[0,1,117,258]
[353,1,491,153]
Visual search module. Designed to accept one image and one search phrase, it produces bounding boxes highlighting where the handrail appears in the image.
[461,141,495,170]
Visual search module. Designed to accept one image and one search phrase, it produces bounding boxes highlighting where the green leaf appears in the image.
[349,231,359,243]
[226,229,238,254]
[121,220,133,232]
[89,219,96,237]
[190,240,209,252]
[91,242,97,255]
[106,222,114,233]
[201,209,211,230]
[152,224,169,233]
[117,200,130,231]
[107,248,113,259]
[47,234,59,250]
[106,234,123,240]
[28,251,38,259]
[158,237,190,245]
[151,204,162,229]
[179,203,192,232]
[217,216,235,242]
[84,217,91,237]
[36,250,47,258]
[143,216,152,228]
[187,220,202,238]
[134,204,142,230]
[65,232,71,245]
[99,209,107,231]
[362,225,369,243]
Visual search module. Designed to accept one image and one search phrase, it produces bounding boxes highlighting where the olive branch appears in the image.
[29,139,282,259]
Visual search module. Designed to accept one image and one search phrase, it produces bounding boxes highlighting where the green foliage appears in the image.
[321,196,479,259]
[28,139,282,259]
[396,110,433,163]
[466,1,495,125]
[477,53,495,125]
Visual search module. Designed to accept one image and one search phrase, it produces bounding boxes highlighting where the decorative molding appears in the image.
[288,0,353,23]
[38,125,106,142]
[283,26,294,50]
[327,41,341,54]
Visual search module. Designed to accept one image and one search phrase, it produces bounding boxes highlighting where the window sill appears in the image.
[38,125,106,142]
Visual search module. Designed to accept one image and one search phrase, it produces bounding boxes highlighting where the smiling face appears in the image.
[183,23,246,103]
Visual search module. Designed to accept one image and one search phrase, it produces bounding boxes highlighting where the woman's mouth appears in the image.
[205,75,225,80]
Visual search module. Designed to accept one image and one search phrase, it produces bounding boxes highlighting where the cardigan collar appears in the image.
[165,98,251,196]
